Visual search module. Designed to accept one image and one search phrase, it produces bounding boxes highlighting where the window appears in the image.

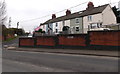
[76,18,79,24]
[56,23,58,27]
[49,23,53,29]
[88,15,92,21]
[76,27,79,31]
[90,23,102,29]
[56,29,58,33]
[97,23,102,28]
[90,24,97,29]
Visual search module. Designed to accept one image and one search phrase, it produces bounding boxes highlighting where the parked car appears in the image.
[28,34,33,37]
[90,28,112,31]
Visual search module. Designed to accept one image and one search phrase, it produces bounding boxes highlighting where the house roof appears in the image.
[42,12,83,24]
[80,4,109,16]
[42,4,109,25]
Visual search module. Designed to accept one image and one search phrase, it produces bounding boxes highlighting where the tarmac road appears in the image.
[2,49,118,72]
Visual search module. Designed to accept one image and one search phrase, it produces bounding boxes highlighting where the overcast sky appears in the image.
[5,0,120,32]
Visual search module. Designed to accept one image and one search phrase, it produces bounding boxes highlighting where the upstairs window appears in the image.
[56,23,58,27]
[75,18,80,24]
[88,15,92,21]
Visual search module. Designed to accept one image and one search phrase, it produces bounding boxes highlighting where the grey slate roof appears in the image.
[42,4,109,25]
[80,4,109,16]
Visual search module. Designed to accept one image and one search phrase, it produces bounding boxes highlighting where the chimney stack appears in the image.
[86,2,94,10]
[52,14,56,19]
[66,9,71,16]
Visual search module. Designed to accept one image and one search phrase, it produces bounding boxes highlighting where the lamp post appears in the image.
[16,22,19,36]
[8,17,11,28]
[17,22,19,29]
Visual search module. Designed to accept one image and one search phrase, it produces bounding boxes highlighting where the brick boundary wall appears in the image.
[19,37,35,47]
[35,36,58,48]
[19,30,120,50]
[57,34,88,49]
[88,30,120,50]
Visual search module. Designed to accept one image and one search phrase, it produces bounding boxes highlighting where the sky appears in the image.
[4,0,120,32]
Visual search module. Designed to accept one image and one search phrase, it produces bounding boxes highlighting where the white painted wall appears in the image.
[65,20,70,27]
[102,5,117,25]
[83,5,117,33]
[44,25,47,31]
[83,13,103,33]
[52,23,56,33]
[52,21,63,34]
[40,25,45,31]
[58,21,63,32]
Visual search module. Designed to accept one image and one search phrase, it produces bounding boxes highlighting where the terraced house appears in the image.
[41,2,117,34]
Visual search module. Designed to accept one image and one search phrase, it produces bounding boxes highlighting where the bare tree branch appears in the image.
[0,0,7,25]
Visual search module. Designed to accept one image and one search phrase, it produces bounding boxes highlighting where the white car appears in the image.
[90,28,112,31]
[28,34,33,37]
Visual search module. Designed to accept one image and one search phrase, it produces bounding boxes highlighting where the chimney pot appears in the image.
[86,2,94,10]
[66,9,71,16]
[52,14,56,19]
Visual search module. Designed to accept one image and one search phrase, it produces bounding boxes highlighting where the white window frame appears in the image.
[90,23,102,29]
[56,23,58,27]
[75,18,80,24]
[88,15,92,21]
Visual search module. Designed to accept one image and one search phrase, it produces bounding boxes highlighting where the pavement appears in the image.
[6,46,119,57]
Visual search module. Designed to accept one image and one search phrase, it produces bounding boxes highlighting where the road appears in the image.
[2,49,118,72]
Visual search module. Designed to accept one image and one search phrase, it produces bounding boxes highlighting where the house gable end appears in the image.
[102,5,117,25]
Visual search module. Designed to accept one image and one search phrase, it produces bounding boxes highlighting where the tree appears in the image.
[112,6,118,17]
[112,6,120,23]
[0,0,7,25]
[62,26,70,34]
[35,29,45,33]
[62,26,70,31]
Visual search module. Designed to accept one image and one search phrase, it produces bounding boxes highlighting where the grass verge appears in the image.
[3,36,18,42]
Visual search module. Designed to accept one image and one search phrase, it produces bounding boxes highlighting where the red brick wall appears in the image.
[19,38,35,46]
[58,34,87,46]
[19,31,120,48]
[89,31,120,46]
[36,36,56,46]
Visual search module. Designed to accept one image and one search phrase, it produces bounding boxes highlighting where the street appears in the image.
[2,49,118,72]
